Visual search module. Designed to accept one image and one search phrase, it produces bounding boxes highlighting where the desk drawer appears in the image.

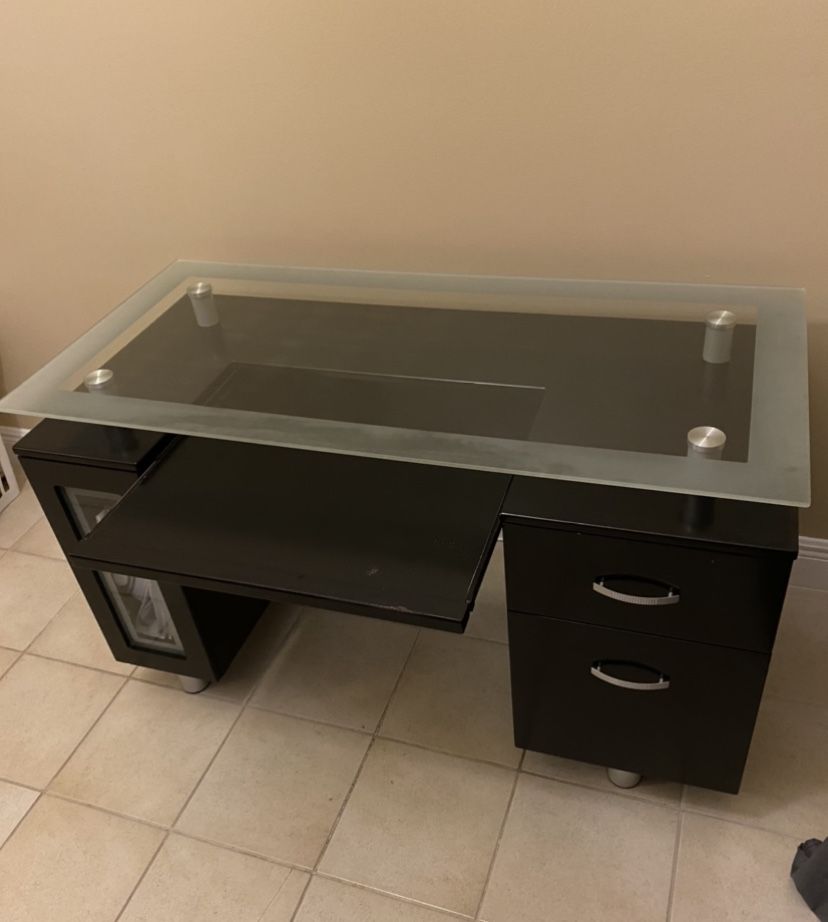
[503,524,791,652]
[508,611,768,792]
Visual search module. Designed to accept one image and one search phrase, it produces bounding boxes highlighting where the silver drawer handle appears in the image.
[590,662,671,692]
[592,577,679,607]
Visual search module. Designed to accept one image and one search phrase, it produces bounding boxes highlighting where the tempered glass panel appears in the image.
[99,571,183,654]
[62,487,121,538]
[0,262,809,505]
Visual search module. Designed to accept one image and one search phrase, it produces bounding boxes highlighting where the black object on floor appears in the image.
[792,838,828,920]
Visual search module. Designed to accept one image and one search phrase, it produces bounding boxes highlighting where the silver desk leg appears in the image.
[179,675,209,694]
[607,768,642,789]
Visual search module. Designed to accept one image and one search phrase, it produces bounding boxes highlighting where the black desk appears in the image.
[2,263,810,794]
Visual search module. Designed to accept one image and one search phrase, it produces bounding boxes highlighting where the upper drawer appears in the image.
[503,523,792,652]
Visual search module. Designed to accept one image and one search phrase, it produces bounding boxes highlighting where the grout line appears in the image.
[0,776,41,794]
[41,673,131,791]
[162,827,313,869]
[44,790,171,832]
[0,790,42,856]
[0,649,23,683]
[374,628,422,739]
[518,765,683,811]
[24,649,134,680]
[260,866,312,922]
[113,828,169,922]
[312,626,422,873]
[313,738,375,873]
[473,751,524,921]
[110,672,267,922]
[312,870,475,919]
[21,583,79,657]
[285,872,314,922]
[664,810,684,922]
[677,802,804,842]
[377,731,522,773]
[168,703,248,831]
[243,701,374,738]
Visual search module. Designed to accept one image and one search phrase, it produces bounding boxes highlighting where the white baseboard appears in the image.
[2,422,827,589]
[0,425,27,455]
[791,536,828,591]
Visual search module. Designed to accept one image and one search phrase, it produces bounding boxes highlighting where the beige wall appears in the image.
[1,1,827,533]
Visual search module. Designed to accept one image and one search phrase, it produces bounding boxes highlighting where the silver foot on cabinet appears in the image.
[607,768,642,789]
[179,675,210,694]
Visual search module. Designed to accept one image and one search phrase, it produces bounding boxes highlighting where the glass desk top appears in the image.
[0,261,810,506]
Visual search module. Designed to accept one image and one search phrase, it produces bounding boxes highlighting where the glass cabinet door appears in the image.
[99,570,184,654]
[61,487,121,537]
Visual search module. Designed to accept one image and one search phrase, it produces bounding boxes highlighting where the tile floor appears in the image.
[0,479,824,920]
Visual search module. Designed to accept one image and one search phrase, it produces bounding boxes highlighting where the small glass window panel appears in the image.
[99,571,184,654]
[62,487,121,537]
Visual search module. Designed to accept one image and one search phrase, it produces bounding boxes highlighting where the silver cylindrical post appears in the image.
[687,426,727,460]
[84,368,115,392]
[187,281,219,328]
[702,310,736,364]
[684,426,727,530]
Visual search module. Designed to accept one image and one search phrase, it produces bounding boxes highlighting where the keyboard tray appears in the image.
[71,437,510,631]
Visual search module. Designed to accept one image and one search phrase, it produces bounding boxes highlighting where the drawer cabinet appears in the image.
[503,524,791,652]
[16,422,265,681]
[508,611,768,792]
[501,476,798,793]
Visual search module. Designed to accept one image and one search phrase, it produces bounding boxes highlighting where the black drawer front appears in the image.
[503,524,791,652]
[508,611,768,792]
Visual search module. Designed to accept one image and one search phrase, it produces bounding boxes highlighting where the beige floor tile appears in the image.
[120,833,309,922]
[177,708,370,867]
[297,876,460,921]
[12,517,64,559]
[51,680,239,825]
[465,542,507,643]
[252,608,417,731]
[683,695,828,838]
[671,813,812,922]
[0,655,122,787]
[29,592,133,675]
[0,482,43,549]
[0,551,78,649]
[134,604,299,703]
[766,587,828,706]
[480,774,677,922]
[522,749,683,805]
[0,646,18,677]
[0,780,38,847]
[380,632,521,767]
[0,795,163,922]
[320,739,514,915]
[131,665,183,690]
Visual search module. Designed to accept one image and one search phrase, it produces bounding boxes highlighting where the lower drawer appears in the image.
[508,611,769,792]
